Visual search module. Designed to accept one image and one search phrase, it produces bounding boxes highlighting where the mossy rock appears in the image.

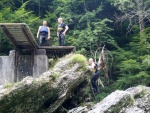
[71,54,87,70]
[0,53,89,113]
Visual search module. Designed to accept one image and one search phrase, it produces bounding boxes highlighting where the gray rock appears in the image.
[126,85,143,95]
[123,86,150,113]
[0,85,3,90]
[120,106,145,113]
[68,106,88,113]
[69,85,150,113]
[68,102,94,113]
[88,90,133,113]
[0,54,88,113]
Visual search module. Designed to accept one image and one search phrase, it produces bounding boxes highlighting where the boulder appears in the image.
[68,85,150,113]
[0,54,88,113]
[68,106,88,113]
[120,86,150,113]
[88,90,133,113]
[89,85,150,113]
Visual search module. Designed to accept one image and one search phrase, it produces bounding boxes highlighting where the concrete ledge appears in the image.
[34,49,46,55]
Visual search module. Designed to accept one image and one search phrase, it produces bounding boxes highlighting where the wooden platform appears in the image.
[38,46,75,50]
[38,46,75,57]
[0,23,38,49]
[0,23,75,57]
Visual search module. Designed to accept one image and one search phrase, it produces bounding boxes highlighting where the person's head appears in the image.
[43,20,47,26]
[89,58,94,65]
[58,18,63,24]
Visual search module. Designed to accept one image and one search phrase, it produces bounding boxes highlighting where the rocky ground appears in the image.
[0,53,150,113]
[68,85,150,113]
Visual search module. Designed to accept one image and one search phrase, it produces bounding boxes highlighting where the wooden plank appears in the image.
[38,46,75,50]
[0,23,26,26]
[0,23,38,49]
[40,46,76,58]
[6,26,22,28]
[9,30,22,34]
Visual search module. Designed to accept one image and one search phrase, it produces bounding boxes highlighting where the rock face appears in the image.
[68,85,150,113]
[0,54,88,113]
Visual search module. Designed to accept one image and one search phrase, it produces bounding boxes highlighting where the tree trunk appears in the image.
[139,17,145,31]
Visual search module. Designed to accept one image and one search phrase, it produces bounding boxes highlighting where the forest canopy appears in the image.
[0,0,150,99]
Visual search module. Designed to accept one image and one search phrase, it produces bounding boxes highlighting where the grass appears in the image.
[4,82,16,89]
[71,54,87,70]
[48,58,58,69]
[50,72,60,81]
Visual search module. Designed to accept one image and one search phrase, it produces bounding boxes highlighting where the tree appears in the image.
[0,1,39,55]
[113,0,150,32]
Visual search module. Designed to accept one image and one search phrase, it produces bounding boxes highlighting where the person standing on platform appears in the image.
[57,18,69,46]
[37,20,50,46]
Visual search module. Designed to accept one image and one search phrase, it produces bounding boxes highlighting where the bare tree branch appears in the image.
[115,0,150,33]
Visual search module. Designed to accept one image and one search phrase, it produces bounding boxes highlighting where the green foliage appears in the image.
[48,58,58,68]
[114,71,150,89]
[4,83,15,89]
[72,54,87,70]
[50,72,60,81]
[112,0,131,10]
[0,1,39,55]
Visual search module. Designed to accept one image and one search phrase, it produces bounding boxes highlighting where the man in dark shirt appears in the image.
[57,18,69,46]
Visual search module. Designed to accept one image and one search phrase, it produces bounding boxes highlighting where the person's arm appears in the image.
[62,25,69,36]
[37,26,41,38]
[57,32,59,36]
[88,63,95,70]
[47,27,50,39]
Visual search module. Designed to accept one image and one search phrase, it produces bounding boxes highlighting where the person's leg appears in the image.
[43,36,48,46]
[41,36,46,46]
[94,71,100,93]
[45,37,48,46]
[91,71,100,94]
[60,34,63,46]
[91,77,97,93]
[42,37,45,46]
[61,34,65,46]
[39,36,43,46]
[58,35,61,46]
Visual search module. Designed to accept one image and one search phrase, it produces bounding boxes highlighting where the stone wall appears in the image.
[33,55,48,77]
[0,56,15,85]
[0,50,48,85]
[15,55,33,82]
